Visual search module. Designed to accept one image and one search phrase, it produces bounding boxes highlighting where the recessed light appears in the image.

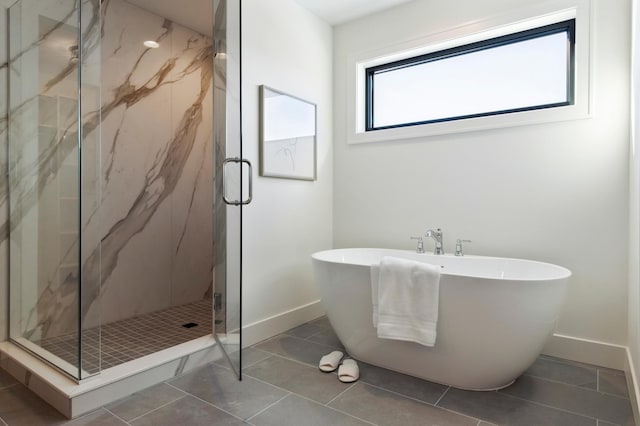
[144,40,160,49]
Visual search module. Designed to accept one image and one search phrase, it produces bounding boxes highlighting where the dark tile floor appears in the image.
[0,316,635,425]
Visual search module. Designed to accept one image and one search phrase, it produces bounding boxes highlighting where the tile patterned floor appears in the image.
[0,316,635,425]
[37,299,212,374]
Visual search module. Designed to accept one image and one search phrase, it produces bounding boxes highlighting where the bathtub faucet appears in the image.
[425,228,444,255]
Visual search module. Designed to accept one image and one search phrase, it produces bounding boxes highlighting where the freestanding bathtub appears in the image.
[311,248,571,390]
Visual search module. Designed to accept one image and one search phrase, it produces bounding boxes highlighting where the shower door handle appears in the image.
[222,157,253,206]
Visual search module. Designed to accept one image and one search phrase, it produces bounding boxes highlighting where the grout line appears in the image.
[598,389,631,400]
[434,386,450,406]
[304,333,343,351]
[358,381,482,424]
[269,386,378,426]
[163,383,249,423]
[241,354,274,370]
[163,379,193,392]
[247,350,327,371]
[245,392,291,422]
[231,370,375,425]
[499,391,599,421]
[211,358,233,372]
[238,373,312,397]
[596,366,627,377]
[252,335,281,347]
[102,407,133,425]
[325,381,358,405]
[436,405,488,423]
[595,372,631,400]
[524,373,602,394]
[477,421,498,426]
[358,380,438,406]
[319,406,378,426]
[524,372,630,401]
[302,319,332,335]
[303,329,325,341]
[126,395,188,423]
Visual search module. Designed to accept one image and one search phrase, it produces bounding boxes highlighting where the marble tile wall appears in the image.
[4,0,213,345]
[85,0,214,327]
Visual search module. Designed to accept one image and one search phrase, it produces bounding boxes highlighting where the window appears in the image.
[365,20,575,131]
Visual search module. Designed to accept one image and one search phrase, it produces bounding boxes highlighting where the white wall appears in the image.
[334,0,630,364]
[242,0,333,340]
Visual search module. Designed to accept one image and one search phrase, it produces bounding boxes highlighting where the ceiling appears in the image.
[294,0,413,25]
[125,0,412,33]
[126,0,213,35]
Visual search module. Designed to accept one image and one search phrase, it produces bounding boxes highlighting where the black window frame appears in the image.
[365,19,576,131]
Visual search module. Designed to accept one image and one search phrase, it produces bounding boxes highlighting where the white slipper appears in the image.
[319,351,344,372]
[338,359,359,383]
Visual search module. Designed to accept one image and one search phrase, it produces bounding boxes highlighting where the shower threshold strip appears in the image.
[11,337,91,379]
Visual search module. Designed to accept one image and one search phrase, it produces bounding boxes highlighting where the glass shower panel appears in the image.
[78,0,102,379]
[213,0,243,376]
[8,0,101,380]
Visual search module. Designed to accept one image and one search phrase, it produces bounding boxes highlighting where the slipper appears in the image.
[338,359,359,383]
[319,351,344,372]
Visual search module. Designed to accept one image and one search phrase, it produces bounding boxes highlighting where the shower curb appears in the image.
[0,336,223,419]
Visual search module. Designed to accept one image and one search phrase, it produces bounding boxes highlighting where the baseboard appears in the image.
[242,300,325,347]
[542,333,627,370]
[625,348,640,426]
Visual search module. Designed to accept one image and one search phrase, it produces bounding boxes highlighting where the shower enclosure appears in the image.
[7,0,244,382]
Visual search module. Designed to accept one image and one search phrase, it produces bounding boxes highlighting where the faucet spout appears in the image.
[425,228,444,255]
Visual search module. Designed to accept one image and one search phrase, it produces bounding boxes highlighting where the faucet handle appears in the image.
[410,236,425,254]
[455,239,472,256]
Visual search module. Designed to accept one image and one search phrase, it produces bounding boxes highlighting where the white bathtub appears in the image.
[311,248,571,390]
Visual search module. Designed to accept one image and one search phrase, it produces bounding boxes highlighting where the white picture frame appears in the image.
[259,85,317,181]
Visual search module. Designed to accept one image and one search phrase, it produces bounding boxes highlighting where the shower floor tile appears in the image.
[36,299,212,373]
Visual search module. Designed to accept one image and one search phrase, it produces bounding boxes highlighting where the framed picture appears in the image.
[259,85,317,181]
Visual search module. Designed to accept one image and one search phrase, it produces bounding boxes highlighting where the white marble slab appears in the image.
[88,0,214,325]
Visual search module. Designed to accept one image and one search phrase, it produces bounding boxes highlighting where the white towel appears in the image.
[371,264,380,327]
[371,256,441,347]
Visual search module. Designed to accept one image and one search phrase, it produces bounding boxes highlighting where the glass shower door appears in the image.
[213,0,247,377]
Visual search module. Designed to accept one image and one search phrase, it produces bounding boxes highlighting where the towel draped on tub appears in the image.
[371,256,441,347]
